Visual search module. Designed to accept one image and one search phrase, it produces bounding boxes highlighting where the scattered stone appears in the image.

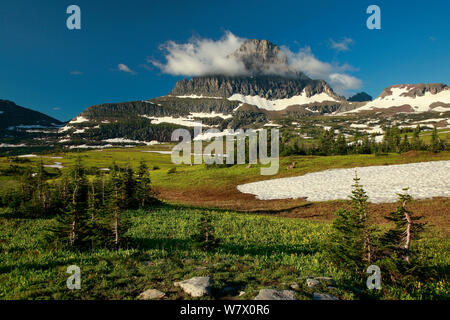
[254,289,297,300]
[306,278,320,288]
[312,293,339,301]
[138,289,165,300]
[174,276,212,298]
[290,282,299,290]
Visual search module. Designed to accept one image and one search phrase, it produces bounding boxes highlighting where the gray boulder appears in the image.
[174,276,212,297]
[138,289,165,300]
[254,289,297,300]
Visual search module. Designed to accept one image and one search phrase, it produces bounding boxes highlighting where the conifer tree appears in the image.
[412,125,421,150]
[381,188,425,264]
[335,133,348,155]
[400,134,411,153]
[329,173,373,274]
[430,126,443,153]
[106,164,132,248]
[191,212,219,251]
[47,157,90,249]
[123,163,137,209]
[136,159,155,208]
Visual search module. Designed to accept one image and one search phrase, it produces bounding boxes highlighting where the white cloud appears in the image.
[281,46,362,92]
[281,46,332,79]
[330,38,354,52]
[328,73,362,92]
[118,63,136,74]
[150,31,246,76]
[152,32,361,93]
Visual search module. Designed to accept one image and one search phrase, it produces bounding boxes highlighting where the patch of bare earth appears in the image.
[157,185,449,236]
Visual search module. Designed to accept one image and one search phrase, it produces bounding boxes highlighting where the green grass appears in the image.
[1,205,448,300]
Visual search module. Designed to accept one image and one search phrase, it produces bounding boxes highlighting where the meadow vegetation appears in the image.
[0,149,448,300]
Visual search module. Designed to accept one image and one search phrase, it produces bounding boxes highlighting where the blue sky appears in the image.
[0,0,448,121]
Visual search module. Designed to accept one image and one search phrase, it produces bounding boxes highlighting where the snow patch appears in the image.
[0,143,27,148]
[69,144,114,149]
[141,115,203,127]
[237,161,450,204]
[44,162,64,169]
[18,154,37,158]
[69,116,89,124]
[173,95,223,99]
[228,90,338,111]
[103,138,159,145]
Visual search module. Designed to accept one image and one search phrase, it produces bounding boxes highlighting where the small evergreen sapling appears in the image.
[191,212,219,251]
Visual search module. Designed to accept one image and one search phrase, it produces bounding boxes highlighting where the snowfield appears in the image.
[228,89,338,111]
[237,161,450,203]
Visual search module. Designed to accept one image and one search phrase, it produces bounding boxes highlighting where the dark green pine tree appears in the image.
[430,126,443,153]
[107,165,132,248]
[412,125,421,150]
[400,134,411,153]
[359,134,372,154]
[136,159,156,208]
[123,163,137,209]
[319,129,334,155]
[84,177,110,249]
[47,158,90,249]
[329,173,373,274]
[191,212,219,251]
[335,133,348,155]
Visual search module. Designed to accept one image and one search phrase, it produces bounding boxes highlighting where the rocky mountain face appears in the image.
[170,75,340,100]
[231,39,296,77]
[170,39,341,101]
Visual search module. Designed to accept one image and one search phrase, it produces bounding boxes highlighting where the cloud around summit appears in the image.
[150,32,362,93]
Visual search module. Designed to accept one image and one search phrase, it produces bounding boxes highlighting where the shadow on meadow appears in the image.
[133,236,320,257]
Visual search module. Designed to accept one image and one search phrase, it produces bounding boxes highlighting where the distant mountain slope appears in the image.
[345,84,450,113]
[0,100,63,133]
